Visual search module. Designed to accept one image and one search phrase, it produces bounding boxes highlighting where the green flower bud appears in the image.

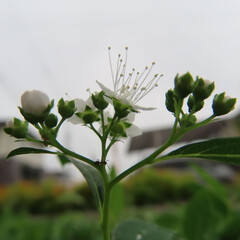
[111,122,126,136]
[180,114,197,127]
[91,91,109,110]
[174,72,194,99]
[187,95,204,113]
[193,78,215,102]
[45,113,58,128]
[58,98,76,119]
[77,110,99,124]
[4,118,28,139]
[212,92,237,116]
[113,99,131,118]
[165,89,176,113]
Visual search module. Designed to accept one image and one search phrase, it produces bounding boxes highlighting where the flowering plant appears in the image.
[4,48,240,240]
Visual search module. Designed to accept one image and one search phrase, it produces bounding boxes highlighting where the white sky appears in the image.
[0,0,240,176]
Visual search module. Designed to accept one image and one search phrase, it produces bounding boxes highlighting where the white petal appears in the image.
[126,124,142,137]
[85,96,96,110]
[96,81,116,97]
[124,112,135,122]
[133,104,156,111]
[68,114,83,125]
[103,95,113,105]
[21,90,50,116]
[103,111,112,123]
[74,98,87,112]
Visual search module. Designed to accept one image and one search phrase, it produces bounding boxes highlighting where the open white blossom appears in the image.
[98,111,142,137]
[97,47,163,112]
[126,124,142,137]
[68,95,96,125]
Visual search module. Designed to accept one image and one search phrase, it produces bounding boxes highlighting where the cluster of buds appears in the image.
[70,90,141,138]
[3,48,237,147]
[4,85,143,143]
[4,90,76,140]
[165,72,236,127]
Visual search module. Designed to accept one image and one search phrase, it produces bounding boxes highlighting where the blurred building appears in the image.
[129,114,240,181]
[0,121,63,185]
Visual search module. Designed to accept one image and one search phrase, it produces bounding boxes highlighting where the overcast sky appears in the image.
[0,0,240,175]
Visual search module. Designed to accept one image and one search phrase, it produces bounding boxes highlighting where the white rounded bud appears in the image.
[21,90,50,116]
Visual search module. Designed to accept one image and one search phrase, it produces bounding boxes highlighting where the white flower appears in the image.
[68,96,96,125]
[126,124,142,137]
[124,112,142,137]
[97,47,163,112]
[21,90,50,116]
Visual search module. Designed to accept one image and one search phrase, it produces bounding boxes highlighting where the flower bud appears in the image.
[82,111,99,124]
[187,95,204,113]
[174,72,194,99]
[20,90,53,123]
[165,89,176,113]
[111,122,126,136]
[76,106,100,124]
[212,92,237,116]
[45,113,58,128]
[91,91,109,110]
[4,118,28,138]
[180,114,197,127]
[58,98,76,119]
[113,99,131,118]
[193,78,215,102]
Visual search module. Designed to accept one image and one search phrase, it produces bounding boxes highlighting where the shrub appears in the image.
[124,168,201,205]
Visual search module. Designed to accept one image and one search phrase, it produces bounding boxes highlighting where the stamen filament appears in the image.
[105,47,163,110]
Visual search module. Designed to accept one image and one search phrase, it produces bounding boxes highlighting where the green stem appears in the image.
[110,134,175,187]
[99,167,112,240]
[101,114,118,163]
[110,117,179,187]
[43,128,96,168]
[54,117,65,135]
[100,110,106,134]
[90,123,102,140]
[110,115,215,187]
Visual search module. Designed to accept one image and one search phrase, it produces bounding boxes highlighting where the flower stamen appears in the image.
[98,47,163,111]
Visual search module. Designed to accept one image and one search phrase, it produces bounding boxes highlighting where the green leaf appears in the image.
[190,163,227,199]
[164,137,240,165]
[112,219,178,240]
[183,189,228,240]
[57,154,71,165]
[109,167,125,228]
[57,155,104,212]
[7,147,57,159]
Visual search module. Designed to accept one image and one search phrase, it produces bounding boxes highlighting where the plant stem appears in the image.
[110,134,175,187]
[110,115,215,187]
[99,167,112,240]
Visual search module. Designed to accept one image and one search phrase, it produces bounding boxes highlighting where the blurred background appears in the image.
[0,0,240,239]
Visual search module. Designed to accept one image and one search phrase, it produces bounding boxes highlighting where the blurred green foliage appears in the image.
[124,168,201,205]
[0,168,202,214]
[1,167,240,239]
[0,180,89,214]
[0,211,101,240]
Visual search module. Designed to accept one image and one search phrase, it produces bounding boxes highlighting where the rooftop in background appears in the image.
[129,113,240,152]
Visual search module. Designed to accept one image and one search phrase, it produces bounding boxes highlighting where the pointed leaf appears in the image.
[57,155,104,211]
[183,189,228,240]
[164,137,240,165]
[109,166,125,228]
[7,147,56,159]
[57,154,71,165]
[190,163,227,199]
[112,219,178,240]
